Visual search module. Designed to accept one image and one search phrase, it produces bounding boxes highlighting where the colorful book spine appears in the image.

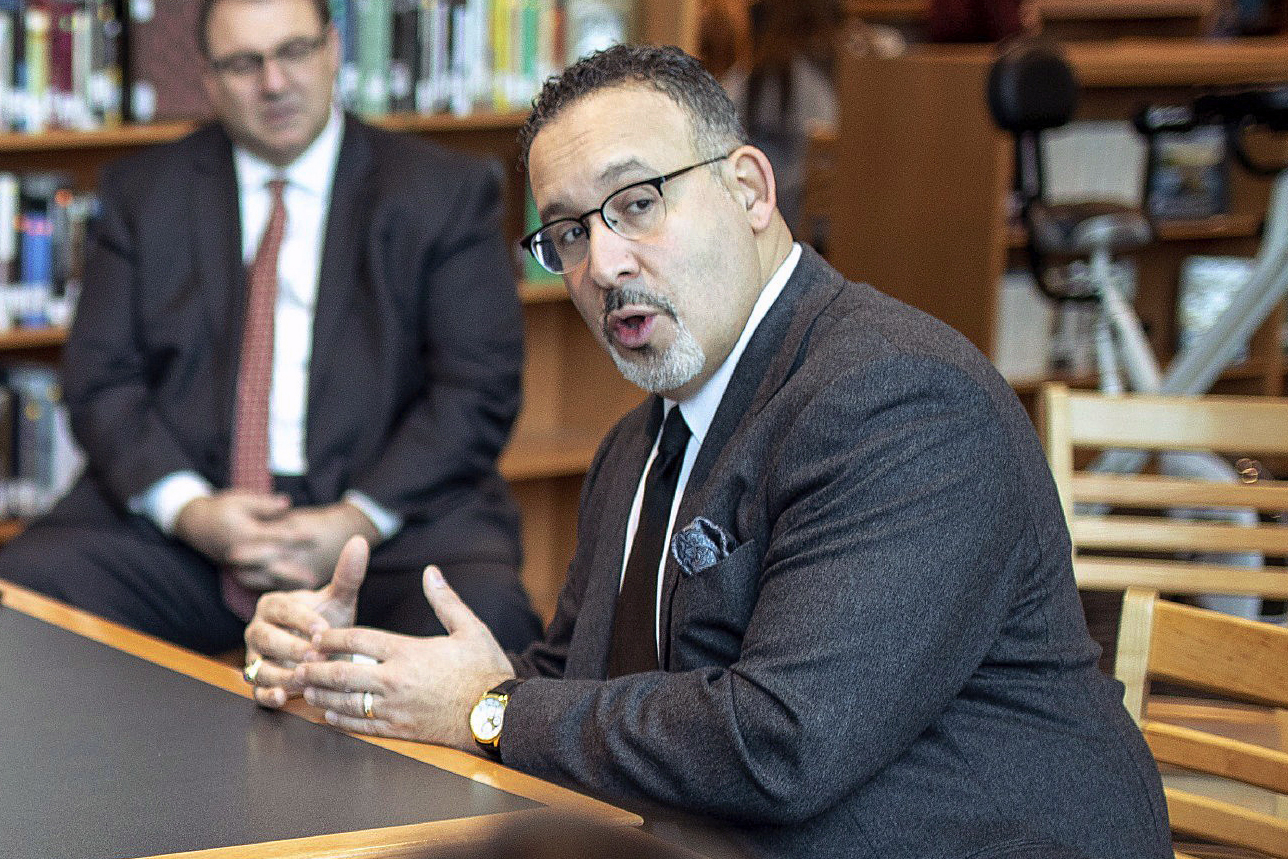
[23,1,48,130]
[353,0,392,116]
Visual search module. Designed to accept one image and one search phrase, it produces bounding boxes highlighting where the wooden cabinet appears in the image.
[829,37,1288,403]
[0,114,643,624]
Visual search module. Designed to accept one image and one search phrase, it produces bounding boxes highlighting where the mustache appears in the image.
[601,287,678,344]
[603,287,678,318]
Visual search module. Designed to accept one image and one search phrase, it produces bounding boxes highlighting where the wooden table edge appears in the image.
[0,579,642,859]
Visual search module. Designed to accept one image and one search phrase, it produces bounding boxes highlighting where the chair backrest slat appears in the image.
[1148,597,1288,708]
[1075,558,1288,597]
[1071,473,1288,511]
[1039,383,1288,596]
[1144,722,1288,795]
[1064,393,1288,452]
[1164,783,1288,859]
[1071,516,1288,554]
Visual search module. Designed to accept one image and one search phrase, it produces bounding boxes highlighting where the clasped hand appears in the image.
[176,492,378,591]
[243,536,516,753]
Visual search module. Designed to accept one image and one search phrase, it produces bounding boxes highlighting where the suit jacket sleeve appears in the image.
[344,160,522,518]
[63,163,204,505]
[499,357,1032,825]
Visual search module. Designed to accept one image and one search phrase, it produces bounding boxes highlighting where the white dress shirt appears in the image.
[130,109,398,538]
[620,242,802,658]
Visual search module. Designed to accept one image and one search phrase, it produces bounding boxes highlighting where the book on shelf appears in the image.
[0,362,83,518]
[353,0,393,116]
[1042,120,1148,208]
[1145,124,1229,221]
[1176,255,1254,363]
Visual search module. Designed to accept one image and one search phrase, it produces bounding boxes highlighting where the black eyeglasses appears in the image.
[208,32,329,78]
[520,153,732,274]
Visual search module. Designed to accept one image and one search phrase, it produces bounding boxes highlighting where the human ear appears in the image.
[726,145,777,232]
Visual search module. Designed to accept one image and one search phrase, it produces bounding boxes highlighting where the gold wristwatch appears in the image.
[470,678,521,758]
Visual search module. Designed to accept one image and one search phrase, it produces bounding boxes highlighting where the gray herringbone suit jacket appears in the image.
[503,246,1171,859]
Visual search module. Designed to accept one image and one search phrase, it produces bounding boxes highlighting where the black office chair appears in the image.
[987,38,1152,303]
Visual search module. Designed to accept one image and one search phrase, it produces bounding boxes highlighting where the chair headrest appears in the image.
[987,39,1079,133]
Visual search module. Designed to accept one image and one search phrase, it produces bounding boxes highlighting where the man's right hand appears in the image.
[173,490,301,584]
[242,536,370,708]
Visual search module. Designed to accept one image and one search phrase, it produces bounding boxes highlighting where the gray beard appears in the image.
[602,287,706,394]
[610,322,706,394]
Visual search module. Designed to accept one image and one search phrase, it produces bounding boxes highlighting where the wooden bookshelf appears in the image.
[831,37,1288,404]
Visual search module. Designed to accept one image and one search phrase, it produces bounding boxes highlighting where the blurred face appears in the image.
[201,0,340,167]
[527,86,765,401]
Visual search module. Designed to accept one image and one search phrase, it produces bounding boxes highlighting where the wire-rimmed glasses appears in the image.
[520,153,732,274]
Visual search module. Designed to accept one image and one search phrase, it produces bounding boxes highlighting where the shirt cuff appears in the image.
[343,490,403,542]
[127,471,215,535]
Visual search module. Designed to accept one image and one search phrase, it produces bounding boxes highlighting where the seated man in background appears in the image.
[0,0,541,656]
[247,44,1171,859]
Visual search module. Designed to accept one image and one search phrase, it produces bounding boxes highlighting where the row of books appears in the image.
[0,0,635,131]
[0,0,123,132]
[0,171,93,328]
[298,0,630,119]
[0,364,82,518]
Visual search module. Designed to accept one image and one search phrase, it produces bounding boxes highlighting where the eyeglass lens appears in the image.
[532,181,666,274]
[212,34,326,76]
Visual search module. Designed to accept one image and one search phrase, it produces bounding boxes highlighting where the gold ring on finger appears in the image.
[243,657,263,685]
[362,690,375,720]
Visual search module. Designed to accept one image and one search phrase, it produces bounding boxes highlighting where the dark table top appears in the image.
[0,586,633,859]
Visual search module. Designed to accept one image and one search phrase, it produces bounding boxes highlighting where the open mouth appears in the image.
[609,310,658,350]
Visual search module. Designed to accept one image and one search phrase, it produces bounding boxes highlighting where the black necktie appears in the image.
[607,407,691,677]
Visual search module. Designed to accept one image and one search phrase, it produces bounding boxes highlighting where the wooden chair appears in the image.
[1039,382,1288,601]
[1116,587,1288,859]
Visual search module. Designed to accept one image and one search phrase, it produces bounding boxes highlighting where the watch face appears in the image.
[470,695,505,743]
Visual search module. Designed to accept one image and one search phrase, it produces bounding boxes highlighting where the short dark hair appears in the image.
[518,44,746,170]
[197,0,332,58]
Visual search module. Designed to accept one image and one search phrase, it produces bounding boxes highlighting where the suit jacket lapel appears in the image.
[567,397,662,677]
[658,246,844,660]
[190,127,244,460]
[307,115,375,459]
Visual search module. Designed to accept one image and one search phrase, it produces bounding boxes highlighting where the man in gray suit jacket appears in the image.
[248,45,1172,859]
[0,0,541,656]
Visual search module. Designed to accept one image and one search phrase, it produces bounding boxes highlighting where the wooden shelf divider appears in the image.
[0,325,68,351]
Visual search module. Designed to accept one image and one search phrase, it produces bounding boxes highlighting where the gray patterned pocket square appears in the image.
[670,517,737,577]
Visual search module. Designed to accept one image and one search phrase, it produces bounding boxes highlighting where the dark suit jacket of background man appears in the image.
[497,246,1172,859]
[24,114,524,608]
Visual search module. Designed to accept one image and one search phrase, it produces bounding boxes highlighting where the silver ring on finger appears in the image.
[243,657,263,685]
[362,690,375,720]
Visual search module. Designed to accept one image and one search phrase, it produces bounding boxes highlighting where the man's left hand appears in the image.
[293,565,516,752]
[254,502,381,590]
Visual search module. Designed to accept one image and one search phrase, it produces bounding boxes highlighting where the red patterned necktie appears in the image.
[222,177,287,620]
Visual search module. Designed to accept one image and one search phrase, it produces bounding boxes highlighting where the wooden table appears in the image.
[0,580,640,859]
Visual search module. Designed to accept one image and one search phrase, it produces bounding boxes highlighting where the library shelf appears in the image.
[0,111,530,155]
[1005,213,1263,250]
[0,326,68,351]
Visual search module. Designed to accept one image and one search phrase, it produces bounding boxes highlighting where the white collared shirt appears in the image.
[620,242,802,659]
[130,110,399,538]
